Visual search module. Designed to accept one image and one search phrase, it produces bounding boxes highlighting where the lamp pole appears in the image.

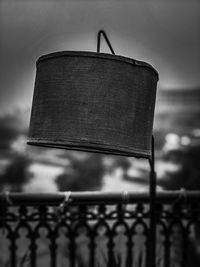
[149,136,157,267]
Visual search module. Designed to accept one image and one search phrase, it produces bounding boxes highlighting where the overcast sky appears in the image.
[0,1,200,115]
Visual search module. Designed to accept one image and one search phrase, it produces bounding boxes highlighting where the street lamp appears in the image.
[27,30,159,266]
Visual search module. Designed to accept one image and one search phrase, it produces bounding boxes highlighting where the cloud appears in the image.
[23,175,58,193]
[0,109,29,149]
[23,163,63,193]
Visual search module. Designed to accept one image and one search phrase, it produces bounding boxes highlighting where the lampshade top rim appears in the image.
[37,50,159,80]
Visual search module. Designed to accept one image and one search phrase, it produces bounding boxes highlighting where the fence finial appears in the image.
[122,191,129,204]
[58,191,72,213]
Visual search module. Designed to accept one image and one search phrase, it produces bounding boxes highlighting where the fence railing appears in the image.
[1,191,200,267]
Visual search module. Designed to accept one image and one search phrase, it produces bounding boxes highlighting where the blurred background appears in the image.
[0,0,200,193]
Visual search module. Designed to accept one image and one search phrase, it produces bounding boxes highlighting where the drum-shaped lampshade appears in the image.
[27,51,158,158]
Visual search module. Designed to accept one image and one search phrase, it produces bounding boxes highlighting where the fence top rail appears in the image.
[0,190,200,206]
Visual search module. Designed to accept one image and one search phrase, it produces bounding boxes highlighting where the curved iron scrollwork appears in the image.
[0,191,200,267]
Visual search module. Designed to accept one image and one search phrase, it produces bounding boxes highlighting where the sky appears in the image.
[0,0,200,193]
[0,0,200,115]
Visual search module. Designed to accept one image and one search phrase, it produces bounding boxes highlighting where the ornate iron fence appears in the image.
[0,191,200,267]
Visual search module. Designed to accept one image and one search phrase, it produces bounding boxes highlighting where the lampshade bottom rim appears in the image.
[27,139,151,159]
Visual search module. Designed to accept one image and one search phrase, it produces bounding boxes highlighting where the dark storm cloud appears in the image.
[0,110,28,149]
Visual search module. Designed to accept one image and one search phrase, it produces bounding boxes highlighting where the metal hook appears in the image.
[97,30,115,55]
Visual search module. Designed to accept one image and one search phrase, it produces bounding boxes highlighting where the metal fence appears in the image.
[0,191,200,267]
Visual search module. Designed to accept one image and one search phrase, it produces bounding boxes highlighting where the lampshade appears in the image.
[27,51,158,158]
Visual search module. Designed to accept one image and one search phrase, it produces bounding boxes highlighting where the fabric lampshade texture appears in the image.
[27,51,159,158]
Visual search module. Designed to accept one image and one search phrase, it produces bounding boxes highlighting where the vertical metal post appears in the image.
[149,136,157,267]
